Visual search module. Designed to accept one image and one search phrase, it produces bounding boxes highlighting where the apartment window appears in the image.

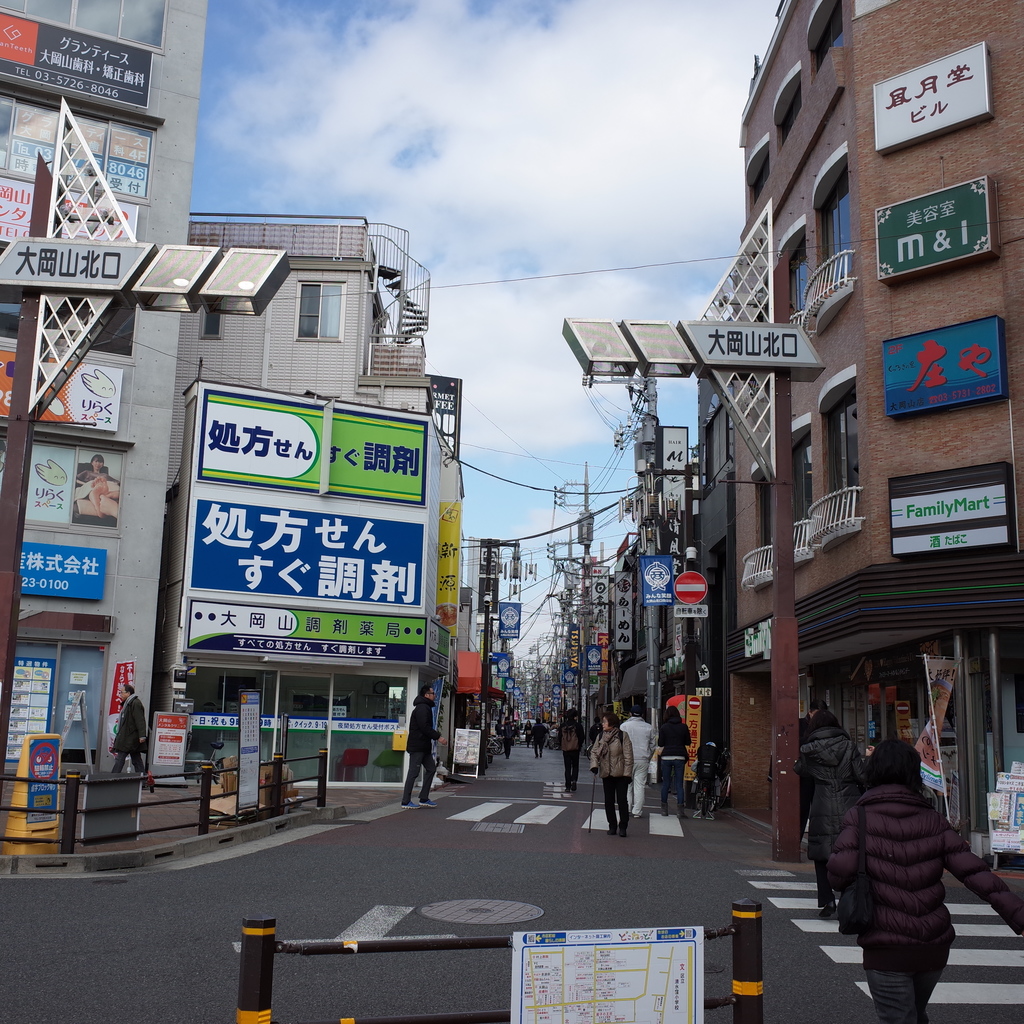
[10,0,165,46]
[778,84,802,143]
[820,167,851,257]
[703,407,730,487]
[789,238,809,315]
[758,481,773,546]
[826,391,858,489]
[298,284,343,340]
[745,134,770,204]
[793,435,813,520]
[812,2,844,69]
[201,310,222,340]
[751,155,770,201]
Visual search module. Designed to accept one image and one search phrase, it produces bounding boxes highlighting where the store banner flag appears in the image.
[568,622,581,670]
[916,656,957,793]
[106,660,135,753]
[498,601,522,640]
[640,555,674,606]
[435,501,461,629]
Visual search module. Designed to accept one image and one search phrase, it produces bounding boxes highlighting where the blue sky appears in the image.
[191,0,781,650]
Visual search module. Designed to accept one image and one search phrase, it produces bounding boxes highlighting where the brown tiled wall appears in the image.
[729,673,771,808]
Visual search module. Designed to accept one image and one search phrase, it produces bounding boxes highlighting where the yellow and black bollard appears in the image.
[731,898,763,1023]
[237,916,277,1024]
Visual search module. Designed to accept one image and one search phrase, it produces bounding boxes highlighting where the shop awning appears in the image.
[456,652,505,700]
[618,662,649,699]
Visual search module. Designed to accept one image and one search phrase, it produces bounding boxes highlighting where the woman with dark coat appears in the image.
[829,738,1024,1024]
[794,709,865,917]
[657,704,691,818]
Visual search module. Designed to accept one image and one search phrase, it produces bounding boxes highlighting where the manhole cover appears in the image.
[419,899,544,924]
[471,822,525,834]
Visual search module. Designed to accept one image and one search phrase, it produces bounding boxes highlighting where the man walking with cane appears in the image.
[621,705,656,819]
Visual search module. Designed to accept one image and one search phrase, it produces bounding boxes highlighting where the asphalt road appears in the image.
[2,746,1022,1023]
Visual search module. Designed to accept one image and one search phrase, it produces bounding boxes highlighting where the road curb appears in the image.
[0,804,348,875]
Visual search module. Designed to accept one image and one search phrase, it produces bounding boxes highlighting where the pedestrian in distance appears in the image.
[828,738,1024,1024]
[531,718,548,757]
[500,716,514,758]
[587,716,602,753]
[401,683,448,808]
[589,712,634,837]
[620,704,656,818]
[557,708,586,792]
[109,681,147,773]
[657,704,692,817]
[795,708,866,917]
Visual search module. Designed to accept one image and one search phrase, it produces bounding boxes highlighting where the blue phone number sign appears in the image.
[20,541,106,599]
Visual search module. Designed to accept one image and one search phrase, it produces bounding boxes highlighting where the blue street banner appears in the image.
[491,652,512,677]
[498,601,522,639]
[585,645,602,674]
[191,497,424,607]
[561,668,577,688]
[640,555,674,605]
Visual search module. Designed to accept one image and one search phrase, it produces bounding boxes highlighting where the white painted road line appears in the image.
[736,869,796,877]
[772,896,1004,915]
[583,811,608,830]
[748,880,817,891]
[648,815,684,837]
[856,982,1024,1004]
[514,805,566,825]
[945,903,997,915]
[824,945,1024,967]
[338,905,415,940]
[447,802,513,822]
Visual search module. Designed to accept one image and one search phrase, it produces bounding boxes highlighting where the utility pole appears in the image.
[640,378,661,718]
[578,463,592,715]
[477,538,500,776]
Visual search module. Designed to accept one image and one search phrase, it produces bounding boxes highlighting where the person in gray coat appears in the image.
[795,708,866,917]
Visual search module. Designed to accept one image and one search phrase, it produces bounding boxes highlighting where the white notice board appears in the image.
[512,926,703,1024]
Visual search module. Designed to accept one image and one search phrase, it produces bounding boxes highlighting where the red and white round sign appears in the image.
[673,571,708,604]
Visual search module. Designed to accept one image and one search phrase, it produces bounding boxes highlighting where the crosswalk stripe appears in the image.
[855,981,1024,1004]
[824,946,1024,967]
[748,880,817,891]
[514,805,565,825]
[447,802,513,822]
[583,811,607,830]
[649,815,684,837]
[792,918,1015,936]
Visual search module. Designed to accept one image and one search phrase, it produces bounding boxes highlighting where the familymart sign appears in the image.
[889,462,1014,556]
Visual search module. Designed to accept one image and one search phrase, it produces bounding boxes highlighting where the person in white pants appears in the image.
[620,705,656,818]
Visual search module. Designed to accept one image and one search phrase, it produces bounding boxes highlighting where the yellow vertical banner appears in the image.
[435,501,461,629]
[684,696,702,781]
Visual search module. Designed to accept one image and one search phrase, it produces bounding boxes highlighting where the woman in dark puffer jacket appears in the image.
[828,738,1024,1024]
[795,709,866,917]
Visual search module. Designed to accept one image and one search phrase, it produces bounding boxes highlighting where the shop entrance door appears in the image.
[278,674,331,775]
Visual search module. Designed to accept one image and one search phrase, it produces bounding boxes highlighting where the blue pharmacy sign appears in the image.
[191,497,424,606]
[640,555,674,606]
[20,542,106,599]
[498,601,522,639]
[883,316,1007,417]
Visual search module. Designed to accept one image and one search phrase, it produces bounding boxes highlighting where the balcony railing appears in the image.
[807,485,864,550]
[365,338,426,377]
[791,249,856,334]
[739,518,816,590]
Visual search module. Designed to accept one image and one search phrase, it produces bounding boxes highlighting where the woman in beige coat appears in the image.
[590,712,634,836]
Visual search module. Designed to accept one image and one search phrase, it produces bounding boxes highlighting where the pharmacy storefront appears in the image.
[165,383,445,784]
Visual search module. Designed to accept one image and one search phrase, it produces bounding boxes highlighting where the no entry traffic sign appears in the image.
[674,571,708,604]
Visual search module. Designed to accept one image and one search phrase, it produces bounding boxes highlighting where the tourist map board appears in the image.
[511,926,703,1024]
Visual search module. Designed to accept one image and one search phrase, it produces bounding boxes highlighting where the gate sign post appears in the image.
[673,571,708,605]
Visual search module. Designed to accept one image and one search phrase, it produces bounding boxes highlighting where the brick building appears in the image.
[700,0,1024,851]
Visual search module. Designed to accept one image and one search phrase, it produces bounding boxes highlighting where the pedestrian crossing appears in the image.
[739,869,1024,1007]
[441,798,685,836]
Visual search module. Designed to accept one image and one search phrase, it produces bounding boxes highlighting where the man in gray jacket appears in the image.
[620,705,656,818]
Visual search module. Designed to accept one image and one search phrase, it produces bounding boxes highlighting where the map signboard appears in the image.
[512,926,703,1024]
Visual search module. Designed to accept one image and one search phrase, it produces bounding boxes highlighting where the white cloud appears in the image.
[196,0,779,633]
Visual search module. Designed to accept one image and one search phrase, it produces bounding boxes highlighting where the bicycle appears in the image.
[693,775,717,820]
[485,734,504,757]
[712,748,731,812]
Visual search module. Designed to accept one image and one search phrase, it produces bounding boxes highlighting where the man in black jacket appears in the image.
[401,684,447,808]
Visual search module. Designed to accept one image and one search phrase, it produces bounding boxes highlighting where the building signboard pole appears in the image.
[770,371,801,861]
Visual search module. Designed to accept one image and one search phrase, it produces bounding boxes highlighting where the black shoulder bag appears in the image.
[837,803,874,935]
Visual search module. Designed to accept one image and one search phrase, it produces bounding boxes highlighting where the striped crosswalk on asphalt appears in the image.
[740,870,1024,1008]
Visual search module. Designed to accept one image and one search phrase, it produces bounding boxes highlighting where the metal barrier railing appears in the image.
[0,747,329,854]
[236,899,764,1024]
